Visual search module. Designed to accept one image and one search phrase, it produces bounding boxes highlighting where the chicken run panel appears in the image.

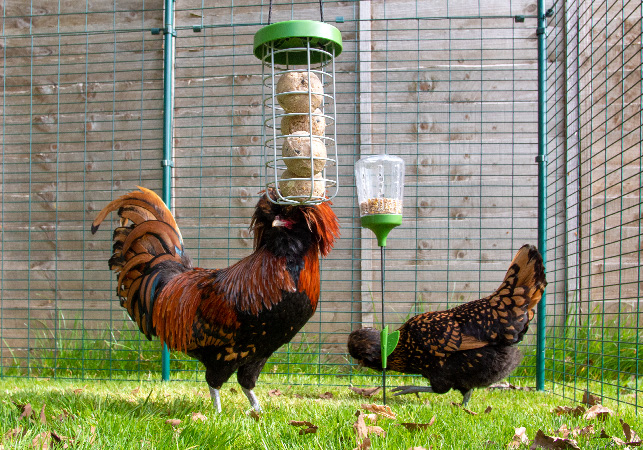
[0,0,641,415]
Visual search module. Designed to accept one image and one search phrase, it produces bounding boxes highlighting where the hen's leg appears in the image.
[209,386,222,413]
[461,389,473,406]
[237,358,268,412]
[390,386,435,397]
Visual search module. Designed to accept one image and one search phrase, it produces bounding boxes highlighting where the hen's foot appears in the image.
[391,386,435,397]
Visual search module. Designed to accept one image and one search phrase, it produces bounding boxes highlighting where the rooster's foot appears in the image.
[390,385,435,398]
[242,387,262,412]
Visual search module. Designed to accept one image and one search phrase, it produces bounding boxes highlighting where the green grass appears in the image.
[0,377,640,449]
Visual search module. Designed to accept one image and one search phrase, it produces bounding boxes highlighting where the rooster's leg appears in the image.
[209,386,222,413]
[242,387,262,412]
[461,389,473,406]
[390,386,435,397]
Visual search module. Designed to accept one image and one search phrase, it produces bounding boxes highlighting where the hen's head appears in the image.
[347,327,383,371]
[251,191,339,258]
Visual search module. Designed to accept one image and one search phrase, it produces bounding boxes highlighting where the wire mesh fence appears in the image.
[545,0,642,410]
[1,0,639,411]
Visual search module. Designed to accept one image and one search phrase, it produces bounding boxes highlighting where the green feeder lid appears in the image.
[361,214,403,247]
[254,20,342,65]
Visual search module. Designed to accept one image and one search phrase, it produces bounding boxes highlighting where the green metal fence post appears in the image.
[160,0,176,382]
[536,0,549,392]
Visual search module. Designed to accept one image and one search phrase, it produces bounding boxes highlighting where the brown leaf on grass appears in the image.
[289,421,318,435]
[581,390,600,406]
[582,404,613,421]
[268,389,282,397]
[248,410,261,421]
[349,387,381,398]
[574,425,594,437]
[229,387,237,394]
[361,403,396,419]
[56,409,74,421]
[508,427,529,449]
[73,388,84,394]
[529,429,579,449]
[555,424,570,438]
[18,403,33,420]
[293,393,303,399]
[319,392,333,399]
[31,431,51,450]
[354,411,369,440]
[131,387,140,396]
[451,402,477,415]
[598,429,626,446]
[191,412,207,422]
[483,406,492,414]
[550,405,585,417]
[50,431,71,447]
[39,404,47,425]
[4,426,27,440]
[352,437,371,450]
[621,419,642,445]
[367,426,386,437]
[165,419,181,428]
[399,416,436,431]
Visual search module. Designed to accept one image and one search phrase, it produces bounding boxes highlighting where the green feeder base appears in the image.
[361,214,402,247]
[253,20,343,65]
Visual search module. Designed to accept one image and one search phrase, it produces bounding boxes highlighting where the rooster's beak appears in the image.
[272,216,292,228]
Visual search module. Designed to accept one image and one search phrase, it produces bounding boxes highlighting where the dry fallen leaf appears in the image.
[361,403,396,419]
[483,406,492,414]
[39,404,47,425]
[581,390,600,406]
[353,437,371,450]
[367,426,386,437]
[349,387,381,398]
[73,388,84,394]
[131,387,140,395]
[268,389,282,397]
[165,419,181,428]
[229,387,237,394]
[508,427,529,449]
[451,402,477,415]
[289,421,319,435]
[32,431,51,450]
[574,424,594,437]
[4,427,27,440]
[191,412,207,422]
[582,404,613,421]
[555,424,570,438]
[354,411,369,440]
[319,392,333,399]
[363,413,378,423]
[18,403,33,420]
[550,405,585,417]
[529,429,579,449]
[621,418,642,445]
[248,410,261,421]
[399,416,436,431]
[598,429,626,446]
[293,393,303,399]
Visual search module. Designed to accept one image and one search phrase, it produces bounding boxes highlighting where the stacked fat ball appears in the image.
[276,71,327,199]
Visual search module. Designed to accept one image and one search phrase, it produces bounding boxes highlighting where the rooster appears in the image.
[92,187,339,412]
[348,244,546,406]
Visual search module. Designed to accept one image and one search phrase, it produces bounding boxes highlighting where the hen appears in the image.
[347,244,546,406]
[92,187,339,412]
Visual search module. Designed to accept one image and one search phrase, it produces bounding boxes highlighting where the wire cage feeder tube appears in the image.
[254,20,342,205]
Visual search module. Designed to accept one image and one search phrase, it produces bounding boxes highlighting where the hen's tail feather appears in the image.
[92,187,191,340]
[502,244,547,312]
